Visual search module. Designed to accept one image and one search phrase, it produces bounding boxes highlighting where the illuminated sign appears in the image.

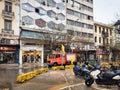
[0,46,16,51]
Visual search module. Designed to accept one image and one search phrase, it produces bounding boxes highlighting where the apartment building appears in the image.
[94,22,114,62]
[19,0,66,65]
[114,20,120,61]
[0,0,20,64]
[66,0,94,61]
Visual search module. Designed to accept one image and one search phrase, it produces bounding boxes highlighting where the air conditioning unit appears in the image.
[22,21,25,25]
[62,0,65,2]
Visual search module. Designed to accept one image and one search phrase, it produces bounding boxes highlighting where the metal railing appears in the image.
[2,10,14,18]
[1,29,14,34]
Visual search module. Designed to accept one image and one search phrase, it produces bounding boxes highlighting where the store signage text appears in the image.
[0,46,16,51]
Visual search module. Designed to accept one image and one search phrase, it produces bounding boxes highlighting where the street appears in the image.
[0,66,119,90]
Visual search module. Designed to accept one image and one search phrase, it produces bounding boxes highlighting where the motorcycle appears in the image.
[73,62,91,79]
[85,68,120,87]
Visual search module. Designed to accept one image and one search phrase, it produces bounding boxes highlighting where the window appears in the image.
[88,34,93,38]
[95,37,97,42]
[56,3,65,10]
[74,11,80,17]
[22,16,34,25]
[67,9,74,15]
[56,54,60,58]
[5,1,12,12]
[39,8,47,15]
[110,39,112,44]
[87,0,93,3]
[67,29,74,35]
[57,13,65,20]
[35,8,39,13]
[4,20,12,30]
[74,1,80,8]
[110,29,112,35]
[22,3,34,12]
[68,0,73,5]
[107,38,109,44]
[0,38,10,44]
[82,32,87,37]
[67,19,74,25]
[47,10,56,18]
[47,0,56,7]
[95,26,97,32]
[88,24,93,29]
[99,37,101,43]
[99,27,101,33]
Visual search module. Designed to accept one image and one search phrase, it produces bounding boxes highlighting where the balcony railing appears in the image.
[1,29,14,34]
[2,10,14,18]
[5,0,12,2]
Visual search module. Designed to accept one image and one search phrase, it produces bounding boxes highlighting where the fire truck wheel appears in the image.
[53,62,58,66]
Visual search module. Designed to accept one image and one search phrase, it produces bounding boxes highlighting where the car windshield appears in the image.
[49,54,54,58]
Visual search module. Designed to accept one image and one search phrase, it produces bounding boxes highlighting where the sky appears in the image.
[94,0,120,24]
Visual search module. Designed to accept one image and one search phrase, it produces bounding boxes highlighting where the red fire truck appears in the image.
[47,52,76,66]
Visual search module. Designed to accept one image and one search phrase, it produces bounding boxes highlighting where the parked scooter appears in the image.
[85,67,120,87]
[73,62,90,79]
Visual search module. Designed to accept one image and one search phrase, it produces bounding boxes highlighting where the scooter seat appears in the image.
[103,70,120,78]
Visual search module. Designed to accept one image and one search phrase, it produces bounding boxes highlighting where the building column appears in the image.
[41,45,44,66]
[19,40,22,68]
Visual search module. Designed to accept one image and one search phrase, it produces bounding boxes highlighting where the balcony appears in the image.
[5,0,12,2]
[1,29,14,35]
[2,10,14,19]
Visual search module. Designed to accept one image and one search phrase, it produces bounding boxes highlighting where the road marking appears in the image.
[58,83,84,90]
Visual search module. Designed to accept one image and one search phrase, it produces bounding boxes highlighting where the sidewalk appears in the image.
[0,63,46,69]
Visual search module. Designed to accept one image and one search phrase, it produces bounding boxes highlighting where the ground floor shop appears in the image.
[19,39,44,65]
[0,45,19,64]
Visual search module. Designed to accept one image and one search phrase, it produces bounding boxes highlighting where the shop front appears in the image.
[0,45,19,64]
[19,42,44,65]
[22,50,41,63]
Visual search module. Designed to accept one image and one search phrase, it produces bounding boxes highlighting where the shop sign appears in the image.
[0,46,16,51]
[96,50,103,54]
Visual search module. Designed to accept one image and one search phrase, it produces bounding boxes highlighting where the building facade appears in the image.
[94,22,114,62]
[114,20,120,61]
[0,0,20,64]
[19,0,66,65]
[66,0,94,62]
